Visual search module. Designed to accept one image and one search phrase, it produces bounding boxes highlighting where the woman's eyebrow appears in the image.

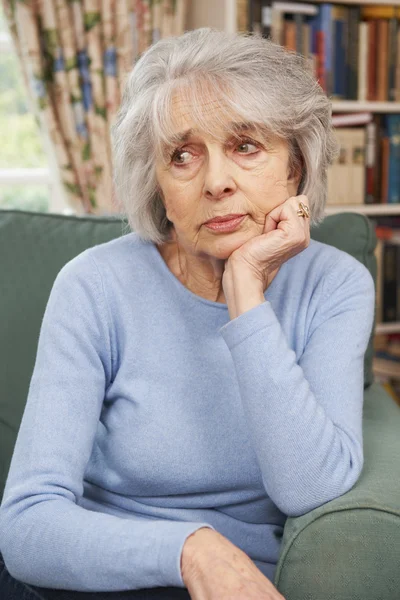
[169,121,259,146]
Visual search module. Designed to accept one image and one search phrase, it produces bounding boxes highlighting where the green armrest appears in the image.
[274,381,400,600]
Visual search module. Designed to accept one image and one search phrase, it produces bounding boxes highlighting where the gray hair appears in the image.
[111,27,338,244]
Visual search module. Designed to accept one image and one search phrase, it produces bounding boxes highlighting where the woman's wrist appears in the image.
[180,527,218,583]
[223,261,266,319]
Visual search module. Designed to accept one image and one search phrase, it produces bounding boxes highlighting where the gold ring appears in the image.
[297,201,310,218]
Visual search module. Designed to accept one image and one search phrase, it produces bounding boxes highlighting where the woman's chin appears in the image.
[204,231,252,260]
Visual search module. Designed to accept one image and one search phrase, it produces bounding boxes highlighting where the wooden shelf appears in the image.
[325,204,400,216]
[309,0,400,4]
[332,101,400,113]
[376,322,400,334]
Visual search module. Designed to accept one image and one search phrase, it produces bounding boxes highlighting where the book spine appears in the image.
[365,120,377,204]
[383,242,398,322]
[367,20,377,101]
[381,134,390,204]
[358,21,368,101]
[333,19,345,98]
[236,0,249,32]
[271,8,283,45]
[374,114,383,202]
[294,12,304,54]
[284,18,297,51]
[374,236,384,324]
[248,0,255,32]
[320,4,333,95]
[397,244,400,322]
[302,22,311,58]
[261,0,272,38]
[395,26,400,101]
[386,115,395,203]
[347,7,360,99]
[252,0,263,35]
[388,17,398,101]
[396,244,400,322]
[308,12,319,80]
[376,19,389,101]
[388,115,400,203]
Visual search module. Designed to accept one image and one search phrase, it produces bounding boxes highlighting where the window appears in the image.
[0,5,70,213]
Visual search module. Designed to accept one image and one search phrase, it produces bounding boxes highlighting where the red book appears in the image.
[284,20,296,51]
[316,30,326,91]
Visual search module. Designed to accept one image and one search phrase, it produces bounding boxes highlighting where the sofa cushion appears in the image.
[0,209,377,500]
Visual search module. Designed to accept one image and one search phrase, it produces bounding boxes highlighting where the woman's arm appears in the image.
[0,252,215,591]
[219,254,375,518]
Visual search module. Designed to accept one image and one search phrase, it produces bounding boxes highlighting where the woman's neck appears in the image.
[155,240,227,304]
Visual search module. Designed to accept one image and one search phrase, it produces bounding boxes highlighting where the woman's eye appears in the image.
[236,140,259,154]
[171,150,191,165]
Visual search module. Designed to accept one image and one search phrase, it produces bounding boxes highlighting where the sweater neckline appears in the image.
[147,240,278,310]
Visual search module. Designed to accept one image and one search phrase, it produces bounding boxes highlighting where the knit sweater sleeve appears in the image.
[0,252,215,592]
[219,255,375,518]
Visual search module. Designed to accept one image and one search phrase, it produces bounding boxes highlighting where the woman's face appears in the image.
[155,93,301,260]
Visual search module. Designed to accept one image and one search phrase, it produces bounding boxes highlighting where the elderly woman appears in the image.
[0,27,375,600]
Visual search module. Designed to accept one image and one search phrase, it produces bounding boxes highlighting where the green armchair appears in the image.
[1,208,399,600]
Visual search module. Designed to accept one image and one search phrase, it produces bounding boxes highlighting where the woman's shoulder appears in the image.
[301,238,372,276]
[283,238,374,302]
[57,231,151,276]
[298,238,375,298]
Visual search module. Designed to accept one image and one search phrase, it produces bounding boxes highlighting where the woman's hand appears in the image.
[181,528,286,600]
[221,195,311,319]
[224,194,311,290]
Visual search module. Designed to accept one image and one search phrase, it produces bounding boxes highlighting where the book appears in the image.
[262,0,273,38]
[347,6,360,100]
[380,135,390,203]
[388,16,398,101]
[327,128,366,205]
[358,21,368,101]
[367,20,377,101]
[365,119,378,204]
[236,0,249,32]
[332,5,348,99]
[382,242,398,322]
[374,236,384,323]
[385,115,400,204]
[376,19,389,101]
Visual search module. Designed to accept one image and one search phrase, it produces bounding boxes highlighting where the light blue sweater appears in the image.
[0,231,375,592]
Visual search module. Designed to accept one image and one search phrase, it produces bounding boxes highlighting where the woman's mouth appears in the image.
[204,215,247,232]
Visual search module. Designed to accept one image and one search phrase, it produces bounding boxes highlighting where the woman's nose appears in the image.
[203,147,236,200]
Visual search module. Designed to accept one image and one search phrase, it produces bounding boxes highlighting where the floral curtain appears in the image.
[1,0,188,214]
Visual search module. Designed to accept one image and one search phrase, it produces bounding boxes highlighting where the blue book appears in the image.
[319,4,333,95]
[386,115,400,203]
[333,19,346,97]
